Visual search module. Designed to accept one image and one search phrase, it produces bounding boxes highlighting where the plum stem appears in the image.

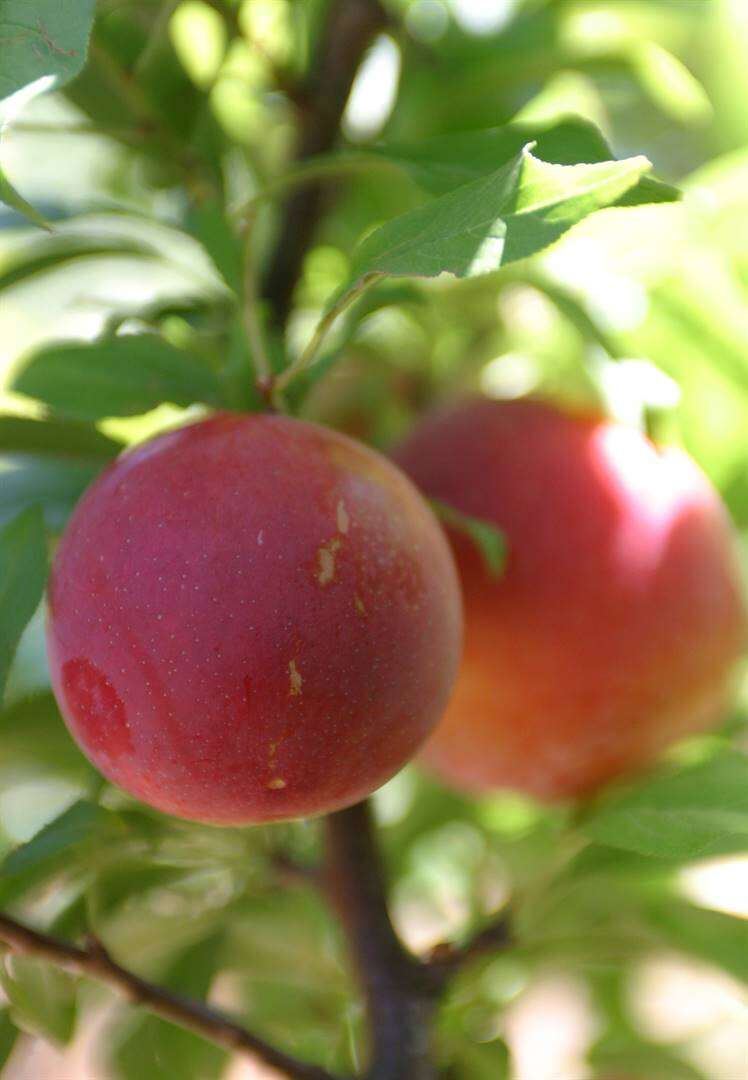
[0,914,337,1080]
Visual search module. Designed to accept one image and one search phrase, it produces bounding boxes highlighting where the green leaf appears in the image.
[0,1008,19,1068]
[1,800,119,879]
[347,147,653,287]
[0,1,97,223]
[0,415,122,459]
[0,506,47,701]
[590,1030,707,1080]
[447,1039,511,1080]
[185,202,242,294]
[111,933,228,1080]
[632,42,713,125]
[377,117,678,205]
[0,955,77,1045]
[0,235,160,294]
[0,800,122,906]
[0,166,50,230]
[0,456,104,532]
[644,900,748,987]
[0,416,120,531]
[583,750,748,859]
[12,335,225,420]
[431,499,506,579]
[0,1,96,102]
[0,695,93,779]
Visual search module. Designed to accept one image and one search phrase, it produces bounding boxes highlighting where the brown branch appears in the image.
[426,909,513,983]
[0,915,336,1080]
[261,0,389,327]
[324,802,442,1080]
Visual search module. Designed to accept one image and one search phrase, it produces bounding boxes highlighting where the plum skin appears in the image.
[47,413,462,824]
[394,397,747,801]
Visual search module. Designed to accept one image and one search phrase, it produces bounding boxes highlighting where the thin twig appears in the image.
[0,914,337,1080]
[426,909,513,984]
[261,0,389,327]
[273,273,382,401]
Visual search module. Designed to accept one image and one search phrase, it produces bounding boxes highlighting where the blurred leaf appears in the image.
[0,167,50,230]
[632,42,713,126]
[2,800,118,878]
[589,1030,708,1080]
[0,800,122,906]
[345,148,652,290]
[12,335,225,420]
[226,890,353,1070]
[0,1,95,102]
[431,499,506,579]
[447,1040,511,1080]
[0,694,91,774]
[582,750,748,859]
[0,201,69,229]
[377,117,678,205]
[0,234,160,293]
[111,933,228,1080]
[0,415,122,459]
[186,202,242,294]
[0,506,46,700]
[0,455,104,531]
[0,416,120,531]
[0,955,76,1045]
[0,1008,19,1068]
[64,4,226,186]
[644,900,748,987]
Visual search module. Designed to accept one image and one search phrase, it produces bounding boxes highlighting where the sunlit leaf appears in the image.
[346,147,652,288]
[377,116,678,205]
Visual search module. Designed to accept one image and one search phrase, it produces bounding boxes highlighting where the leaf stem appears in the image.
[242,211,276,407]
[273,273,382,402]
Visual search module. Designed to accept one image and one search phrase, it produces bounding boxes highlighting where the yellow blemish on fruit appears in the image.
[267,777,286,790]
[337,500,350,534]
[355,594,366,615]
[288,659,303,695]
[317,538,341,585]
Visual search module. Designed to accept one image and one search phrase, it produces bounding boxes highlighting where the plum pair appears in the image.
[47,400,745,823]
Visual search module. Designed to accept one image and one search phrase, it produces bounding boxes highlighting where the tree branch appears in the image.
[0,914,337,1080]
[261,0,389,327]
[324,802,441,1080]
[426,909,513,984]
